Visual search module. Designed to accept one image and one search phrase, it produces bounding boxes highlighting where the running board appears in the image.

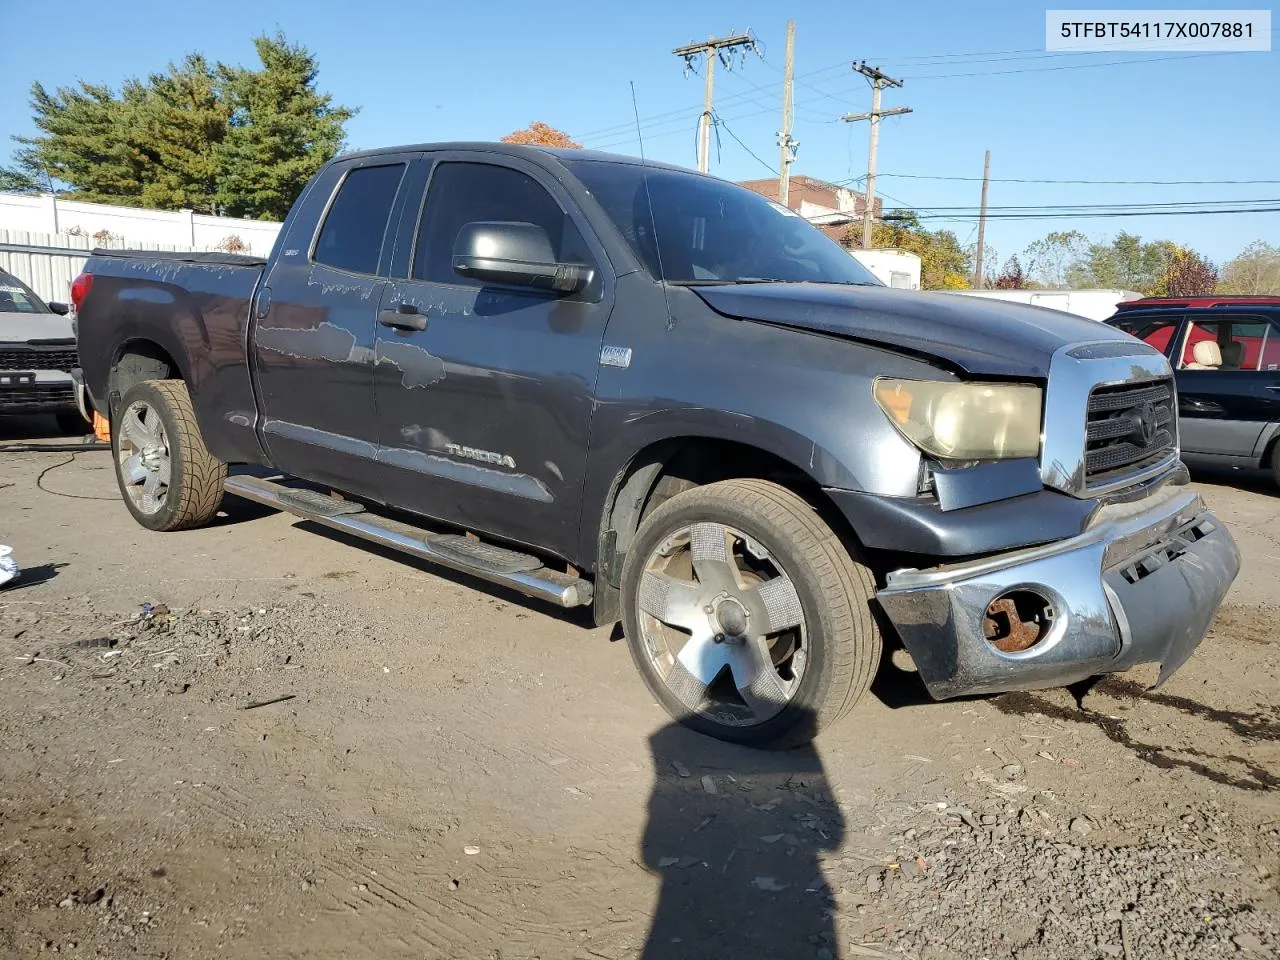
[224,475,592,608]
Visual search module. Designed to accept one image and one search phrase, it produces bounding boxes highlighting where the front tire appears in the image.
[620,479,881,748]
[112,379,226,532]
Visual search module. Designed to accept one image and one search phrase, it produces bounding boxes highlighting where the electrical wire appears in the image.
[870,173,1280,186]
[34,452,117,501]
[714,114,778,175]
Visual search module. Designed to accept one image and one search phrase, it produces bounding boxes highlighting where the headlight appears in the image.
[874,379,1043,461]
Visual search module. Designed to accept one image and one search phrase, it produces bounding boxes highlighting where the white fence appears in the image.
[0,194,283,303]
[0,193,282,258]
[0,229,205,304]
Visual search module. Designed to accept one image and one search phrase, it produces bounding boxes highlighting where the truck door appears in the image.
[252,155,416,496]
[1172,316,1271,459]
[372,153,614,558]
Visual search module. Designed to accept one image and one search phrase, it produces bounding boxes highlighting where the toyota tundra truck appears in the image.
[70,143,1240,746]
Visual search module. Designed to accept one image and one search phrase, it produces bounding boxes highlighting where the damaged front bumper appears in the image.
[876,484,1240,700]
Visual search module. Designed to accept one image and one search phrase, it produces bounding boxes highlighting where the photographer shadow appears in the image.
[640,711,842,959]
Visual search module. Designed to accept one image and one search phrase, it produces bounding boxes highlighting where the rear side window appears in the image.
[412,162,592,286]
[1179,319,1269,371]
[313,164,406,275]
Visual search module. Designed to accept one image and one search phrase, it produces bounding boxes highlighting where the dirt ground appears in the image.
[1,415,1277,960]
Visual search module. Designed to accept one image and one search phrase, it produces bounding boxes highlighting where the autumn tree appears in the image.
[1218,240,1280,295]
[501,122,581,149]
[862,212,971,290]
[1155,246,1217,297]
[991,255,1029,289]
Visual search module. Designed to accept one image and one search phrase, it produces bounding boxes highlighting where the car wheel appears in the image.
[112,379,226,532]
[620,478,882,748]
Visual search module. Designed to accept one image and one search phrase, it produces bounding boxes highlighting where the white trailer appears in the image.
[851,248,921,290]
[945,288,1144,322]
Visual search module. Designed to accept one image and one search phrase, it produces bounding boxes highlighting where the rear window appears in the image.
[313,164,406,275]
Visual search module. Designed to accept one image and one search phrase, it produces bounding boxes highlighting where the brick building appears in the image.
[737,175,881,246]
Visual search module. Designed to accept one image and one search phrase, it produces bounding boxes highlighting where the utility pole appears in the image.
[842,63,911,249]
[777,19,797,205]
[673,32,759,173]
[972,150,992,288]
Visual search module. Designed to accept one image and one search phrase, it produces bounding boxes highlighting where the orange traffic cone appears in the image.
[92,410,110,444]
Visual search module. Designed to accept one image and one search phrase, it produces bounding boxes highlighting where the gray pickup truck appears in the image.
[72,143,1240,746]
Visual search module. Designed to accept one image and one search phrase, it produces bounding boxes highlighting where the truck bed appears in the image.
[76,248,269,465]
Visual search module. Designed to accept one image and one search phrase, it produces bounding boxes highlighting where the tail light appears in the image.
[70,272,93,311]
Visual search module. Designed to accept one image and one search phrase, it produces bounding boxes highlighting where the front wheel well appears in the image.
[592,437,861,625]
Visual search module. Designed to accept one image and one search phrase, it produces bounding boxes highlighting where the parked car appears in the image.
[0,266,87,433]
[1106,296,1280,486]
[70,143,1239,746]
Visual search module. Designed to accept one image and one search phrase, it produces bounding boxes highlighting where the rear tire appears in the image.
[112,379,226,532]
[620,478,881,748]
[1271,440,1280,490]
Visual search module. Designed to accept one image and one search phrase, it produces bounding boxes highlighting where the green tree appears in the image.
[1066,232,1176,294]
[136,55,229,213]
[11,33,352,220]
[13,80,150,204]
[1218,240,1280,295]
[0,165,42,193]
[1023,230,1087,288]
[862,212,971,290]
[215,33,356,219]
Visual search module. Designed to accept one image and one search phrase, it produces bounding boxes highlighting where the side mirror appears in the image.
[48,301,70,315]
[453,221,594,294]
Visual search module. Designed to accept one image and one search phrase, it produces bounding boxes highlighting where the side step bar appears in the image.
[224,475,592,608]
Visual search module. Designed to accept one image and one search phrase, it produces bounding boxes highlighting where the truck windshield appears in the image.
[0,270,50,314]
[567,159,881,287]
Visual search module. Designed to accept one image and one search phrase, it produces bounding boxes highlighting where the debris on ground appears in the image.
[0,544,16,588]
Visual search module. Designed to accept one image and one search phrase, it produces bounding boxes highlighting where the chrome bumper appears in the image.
[69,368,92,423]
[876,484,1240,700]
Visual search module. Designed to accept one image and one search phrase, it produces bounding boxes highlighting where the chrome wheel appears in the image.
[116,400,171,516]
[636,521,807,727]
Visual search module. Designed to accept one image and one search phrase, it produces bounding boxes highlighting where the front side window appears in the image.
[313,163,406,275]
[568,159,881,286]
[1179,319,1270,371]
[1110,316,1181,356]
[413,162,592,286]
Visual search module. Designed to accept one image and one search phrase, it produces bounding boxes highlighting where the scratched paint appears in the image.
[255,321,375,366]
[375,339,446,389]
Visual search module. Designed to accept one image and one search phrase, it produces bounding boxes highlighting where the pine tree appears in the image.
[215,34,355,220]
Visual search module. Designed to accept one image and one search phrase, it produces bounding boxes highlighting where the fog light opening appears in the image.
[983,590,1055,653]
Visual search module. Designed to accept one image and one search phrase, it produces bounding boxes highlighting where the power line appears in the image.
[874,172,1280,186]
[714,113,777,175]
[907,206,1280,221]
[904,51,1233,79]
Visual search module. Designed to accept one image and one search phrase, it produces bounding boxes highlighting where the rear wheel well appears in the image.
[592,437,860,625]
[108,341,180,418]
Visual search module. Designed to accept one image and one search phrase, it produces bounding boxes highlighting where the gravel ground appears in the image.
[0,418,1277,959]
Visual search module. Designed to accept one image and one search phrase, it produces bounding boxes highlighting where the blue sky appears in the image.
[3,0,1276,268]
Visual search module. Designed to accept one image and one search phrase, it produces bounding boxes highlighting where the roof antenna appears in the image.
[631,80,675,330]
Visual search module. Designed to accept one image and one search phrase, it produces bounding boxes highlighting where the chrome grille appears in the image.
[1084,379,1176,484]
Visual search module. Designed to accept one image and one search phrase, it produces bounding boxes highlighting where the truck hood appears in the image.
[692,284,1134,378]
[0,310,76,345]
